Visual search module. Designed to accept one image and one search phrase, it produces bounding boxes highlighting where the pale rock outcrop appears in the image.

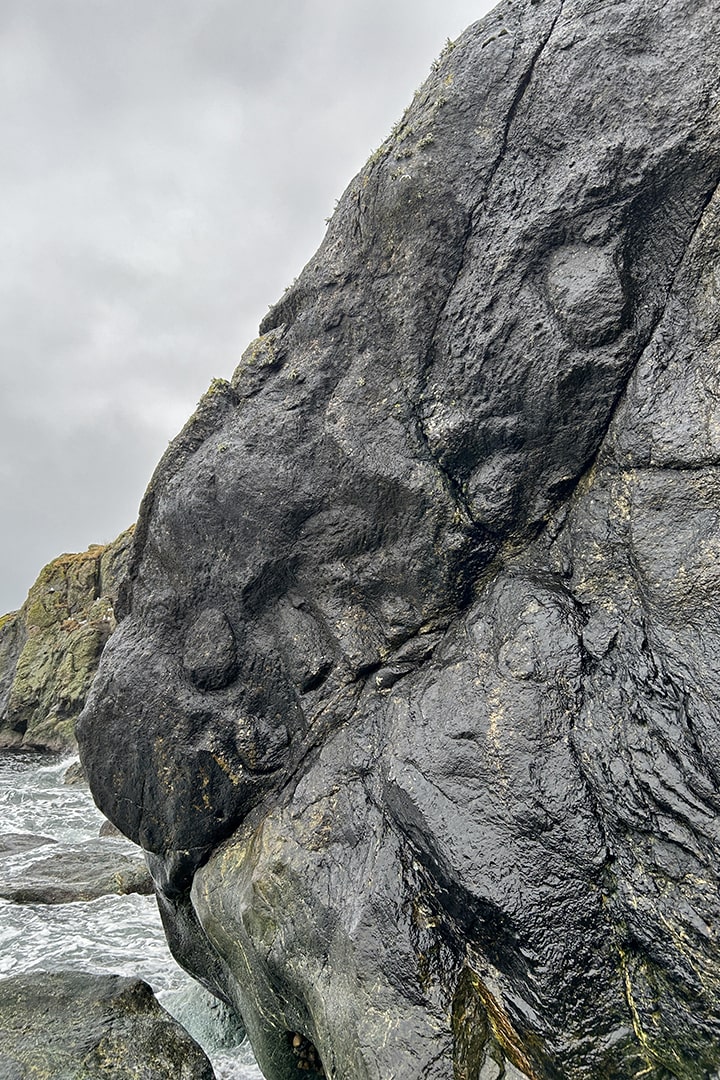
[0,527,133,751]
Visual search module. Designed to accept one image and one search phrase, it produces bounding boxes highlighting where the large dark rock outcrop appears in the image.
[78,1,720,1077]
[0,527,133,751]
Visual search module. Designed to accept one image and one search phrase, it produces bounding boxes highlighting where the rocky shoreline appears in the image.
[0,752,251,1078]
[4,0,720,1076]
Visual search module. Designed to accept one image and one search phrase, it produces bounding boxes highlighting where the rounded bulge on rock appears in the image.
[182,607,238,691]
[545,242,627,348]
[180,607,293,777]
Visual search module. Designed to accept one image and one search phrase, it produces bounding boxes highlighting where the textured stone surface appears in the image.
[0,527,133,751]
[78,1,720,1077]
[0,972,214,1078]
[0,833,56,857]
[0,838,153,903]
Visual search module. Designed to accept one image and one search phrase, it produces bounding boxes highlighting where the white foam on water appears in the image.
[0,893,177,988]
[0,752,263,1079]
[0,752,105,843]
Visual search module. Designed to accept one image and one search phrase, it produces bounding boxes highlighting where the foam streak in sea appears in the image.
[0,752,262,1079]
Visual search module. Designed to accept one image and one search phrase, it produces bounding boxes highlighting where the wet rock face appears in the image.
[78,1,720,1077]
[0,526,134,751]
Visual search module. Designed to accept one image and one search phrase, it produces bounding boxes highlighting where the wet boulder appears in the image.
[0,838,152,904]
[0,971,214,1079]
[0,834,56,857]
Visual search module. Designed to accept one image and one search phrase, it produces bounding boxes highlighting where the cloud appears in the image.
[0,0,494,612]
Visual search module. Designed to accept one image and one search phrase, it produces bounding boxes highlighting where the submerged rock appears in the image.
[0,971,215,1079]
[0,527,133,752]
[62,759,86,785]
[78,1,720,1077]
[0,834,56,857]
[99,818,125,839]
[0,839,153,903]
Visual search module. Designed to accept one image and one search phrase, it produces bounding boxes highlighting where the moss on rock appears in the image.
[0,526,134,752]
[0,971,214,1078]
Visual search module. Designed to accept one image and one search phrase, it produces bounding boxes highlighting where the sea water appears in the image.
[0,752,262,1079]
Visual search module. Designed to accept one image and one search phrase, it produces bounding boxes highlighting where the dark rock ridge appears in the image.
[78,1,720,1077]
[0,527,133,751]
[0,971,214,1078]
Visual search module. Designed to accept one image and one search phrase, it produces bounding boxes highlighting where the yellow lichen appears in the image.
[453,967,543,1080]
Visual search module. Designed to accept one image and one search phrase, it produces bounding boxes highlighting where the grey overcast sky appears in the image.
[1,0,495,614]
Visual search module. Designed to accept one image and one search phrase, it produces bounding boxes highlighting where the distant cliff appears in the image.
[0,527,133,751]
[78,1,720,1078]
